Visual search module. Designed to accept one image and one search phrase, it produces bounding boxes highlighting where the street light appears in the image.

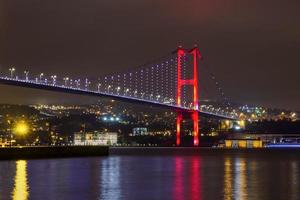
[39,73,44,83]
[63,77,69,86]
[75,79,80,88]
[97,83,101,92]
[116,86,121,95]
[124,88,129,96]
[149,94,153,100]
[134,90,137,97]
[85,78,90,90]
[50,75,57,85]
[107,85,111,93]
[24,70,29,81]
[14,121,29,136]
[7,120,29,147]
[9,67,15,79]
[156,95,160,101]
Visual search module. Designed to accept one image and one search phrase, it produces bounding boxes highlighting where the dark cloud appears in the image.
[0,0,299,110]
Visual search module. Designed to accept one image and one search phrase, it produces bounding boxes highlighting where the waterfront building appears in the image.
[131,127,148,136]
[0,137,10,147]
[74,131,117,146]
[224,139,263,148]
[130,128,172,136]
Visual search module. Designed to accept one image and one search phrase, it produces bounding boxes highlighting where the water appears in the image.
[0,148,299,200]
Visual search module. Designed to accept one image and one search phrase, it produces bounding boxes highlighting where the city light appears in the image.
[13,121,29,135]
[102,116,120,122]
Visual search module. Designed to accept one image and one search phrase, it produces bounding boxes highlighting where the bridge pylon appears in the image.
[176,46,202,146]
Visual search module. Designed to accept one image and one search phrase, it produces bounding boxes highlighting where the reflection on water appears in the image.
[190,157,201,200]
[100,157,121,199]
[0,150,299,200]
[224,157,248,200]
[291,161,298,200]
[234,158,247,200]
[174,157,183,200]
[224,157,232,200]
[174,157,202,200]
[12,160,29,200]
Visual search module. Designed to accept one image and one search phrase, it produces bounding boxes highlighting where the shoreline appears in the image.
[0,146,299,160]
[109,146,300,156]
[0,146,109,160]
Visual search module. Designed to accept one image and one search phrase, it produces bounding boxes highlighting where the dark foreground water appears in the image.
[0,148,299,200]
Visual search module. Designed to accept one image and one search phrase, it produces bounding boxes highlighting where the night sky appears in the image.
[0,0,299,110]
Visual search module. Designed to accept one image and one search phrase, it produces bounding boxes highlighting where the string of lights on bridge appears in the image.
[2,58,238,120]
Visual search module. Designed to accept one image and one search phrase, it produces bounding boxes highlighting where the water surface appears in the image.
[0,148,299,200]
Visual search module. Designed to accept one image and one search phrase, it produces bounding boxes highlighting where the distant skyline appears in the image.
[0,0,299,110]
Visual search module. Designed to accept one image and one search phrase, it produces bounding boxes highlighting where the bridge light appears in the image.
[156,95,160,101]
[97,83,101,92]
[116,86,121,94]
[24,70,29,81]
[9,67,15,78]
[134,90,138,97]
[124,88,129,96]
[39,73,44,82]
[107,85,112,93]
[63,77,69,86]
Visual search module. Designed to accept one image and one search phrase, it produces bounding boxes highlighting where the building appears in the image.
[0,137,10,147]
[225,139,263,148]
[74,131,117,146]
[131,127,148,136]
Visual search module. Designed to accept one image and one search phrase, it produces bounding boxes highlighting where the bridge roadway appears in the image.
[0,77,237,120]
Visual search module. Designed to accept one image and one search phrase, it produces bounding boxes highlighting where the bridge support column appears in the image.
[193,111,199,146]
[176,46,202,146]
[176,112,182,146]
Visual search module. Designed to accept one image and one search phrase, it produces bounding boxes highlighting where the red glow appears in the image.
[191,157,202,200]
[174,157,184,200]
[177,48,184,106]
[176,46,200,146]
[176,113,182,146]
[193,111,199,146]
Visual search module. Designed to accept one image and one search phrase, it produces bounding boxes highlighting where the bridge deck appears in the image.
[0,77,237,120]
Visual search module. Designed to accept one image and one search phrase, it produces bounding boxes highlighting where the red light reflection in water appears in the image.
[174,157,184,200]
[173,157,202,200]
[191,157,202,200]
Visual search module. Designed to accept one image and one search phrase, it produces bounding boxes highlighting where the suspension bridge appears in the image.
[0,46,238,146]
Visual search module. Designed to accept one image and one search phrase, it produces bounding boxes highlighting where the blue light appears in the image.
[103,117,107,121]
[267,144,300,148]
[110,117,114,121]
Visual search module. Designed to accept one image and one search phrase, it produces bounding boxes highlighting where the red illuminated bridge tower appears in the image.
[176,46,202,146]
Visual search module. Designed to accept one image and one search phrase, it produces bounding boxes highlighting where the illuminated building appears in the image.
[74,131,117,146]
[132,127,148,136]
[225,139,263,148]
[0,137,10,147]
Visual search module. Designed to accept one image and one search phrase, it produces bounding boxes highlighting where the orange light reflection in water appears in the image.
[12,160,29,200]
